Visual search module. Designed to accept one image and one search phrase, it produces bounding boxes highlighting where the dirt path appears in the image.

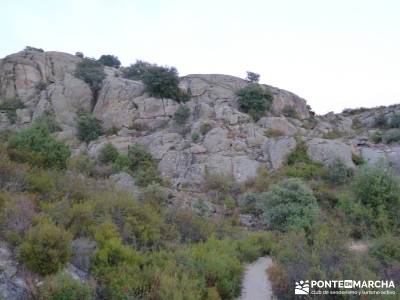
[238,257,275,300]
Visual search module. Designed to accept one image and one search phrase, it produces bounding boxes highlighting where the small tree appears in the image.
[98,54,121,68]
[76,112,103,143]
[20,223,72,275]
[74,58,106,93]
[235,83,273,121]
[142,65,180,99]
[121,60,153,80]
[246,71,260,83]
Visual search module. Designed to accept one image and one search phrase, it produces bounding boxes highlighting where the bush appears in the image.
[282,162,324,180]
[174,105,191,125]
[20,223,72,275]
[67,154,96,175]
[141,64,183,100]
[389,114,400,128]
[38,272,94,300]
[199,122,212,135]
[76,112,103,143]
[286,140,310,165]
[260,178,319,232]
[370,235,400,267]
[74,58,106,93]
[34,112,61,133]
[98,143,119,164]
[325,159,352,185]
[191,132,200,143]
[98,54,121,68]
[235,83,273,121]
[121,60,153,80]
[371,130,383,143]
[281,105,298,119]
[8,125,70,169]
[238,193,263,216]
[383,128,400,143]
[353,165,400,210]
[246,71,260,83]
[0,97,25,124]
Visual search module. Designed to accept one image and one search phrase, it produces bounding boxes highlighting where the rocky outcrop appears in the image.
[263,137,297,170]
[307,138,355,168]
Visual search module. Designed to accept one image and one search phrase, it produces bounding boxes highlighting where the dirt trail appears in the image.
[238,257,275,300]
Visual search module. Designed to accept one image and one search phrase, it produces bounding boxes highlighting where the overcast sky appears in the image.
[2,0,400,114]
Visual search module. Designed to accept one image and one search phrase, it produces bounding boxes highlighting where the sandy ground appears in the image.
[238,257,275,300]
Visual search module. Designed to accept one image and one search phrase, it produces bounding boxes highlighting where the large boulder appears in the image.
[258,117,299,136]
[263,137,297,170]
[307,138,355,168]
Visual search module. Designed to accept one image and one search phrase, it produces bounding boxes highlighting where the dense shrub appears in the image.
[286,140,310,165]
[67,154,96,175]
[8,125,70,169]
[191,132,200,142]
[74,58,106,92]
[199,122,212,135]
[260,178,319,232]
[371,129,383,143]
[121,60,153,80]
[0,97,25,124]
[98,54,121,68]
[353,165,400,209]
[98,143,119,164]
[174,105,191,125]
[38,272,94,300]
[281,105,298,119]
[238,193,263,216]
[282,162,324,180]
[389,114,400,128]
[246,71,260,82]
[383,128,400,143]
[76,112,103,143]
[34,112,61,133]
[370,235,400,267]
[325,159,352,185]
[235,83,273,121]
[20,222,72,275]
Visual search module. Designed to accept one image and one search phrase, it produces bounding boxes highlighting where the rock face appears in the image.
[307,138,355,168]
[1,48,400,191]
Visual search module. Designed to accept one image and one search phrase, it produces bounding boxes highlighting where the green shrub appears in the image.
[76,112,103,143]
[389,114,400,128]
[353,165,400,210]
[325,159,352,185]
[174,105,191,125]
[140,184,168,207]
[352,152,364,165]
[370,235,400,266]
[67,154,96,175]
[113,154,131,172]
[181,237,243,299]
[98,143,119,164]
[260,178,319,232]
[98,54,121,68]
[191,132,200,142]
[105,125,119,136]
[26,169,55,194]
[238,193,263,216]
[121,60,153,80]
[0,97,25,124]
[246,71,260,83]
[8,125,70,169]
[281,105,298,119]
[370,130,383,143]
[282,162,324,180]
[74,58,106,92]
[38,272,94,300]
[34,112,61,133]
[235,83,273,121]
[20,223,72,275]
[199,122,212,135]
[383,128,400,143]
[322,129,344,139]
[286,140,310,165]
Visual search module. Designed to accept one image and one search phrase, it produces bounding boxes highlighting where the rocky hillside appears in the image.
[1,48,400,299]
[1,48,399,188]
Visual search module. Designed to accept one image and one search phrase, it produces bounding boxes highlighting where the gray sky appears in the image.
[2,0,400,114]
